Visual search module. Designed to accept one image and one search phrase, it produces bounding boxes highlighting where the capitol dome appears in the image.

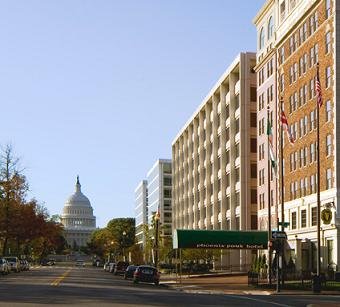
[60,176,96,248]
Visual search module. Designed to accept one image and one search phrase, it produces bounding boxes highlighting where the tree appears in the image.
[106,218,135,260]
[0,145,29,255]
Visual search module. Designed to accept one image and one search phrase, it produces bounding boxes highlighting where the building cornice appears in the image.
[253,0,275,26]
[172,52,255,145]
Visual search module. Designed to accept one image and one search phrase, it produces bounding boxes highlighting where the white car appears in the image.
[3,257,20,272]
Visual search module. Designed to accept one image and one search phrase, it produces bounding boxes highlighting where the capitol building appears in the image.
[61,176,96,248]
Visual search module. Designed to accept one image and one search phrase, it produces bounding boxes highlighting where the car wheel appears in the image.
[155,281,159,286]
[133,279,138,284]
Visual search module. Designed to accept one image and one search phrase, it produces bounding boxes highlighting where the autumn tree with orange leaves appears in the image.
[0,145,67,259]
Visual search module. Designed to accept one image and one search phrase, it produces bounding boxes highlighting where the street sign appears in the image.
[272,231,287,239]
[278,222,290,227]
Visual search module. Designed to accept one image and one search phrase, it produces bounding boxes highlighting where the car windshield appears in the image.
[5,257,17,262]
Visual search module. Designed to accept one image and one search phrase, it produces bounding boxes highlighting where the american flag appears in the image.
[281,110,295,144]
[316,63,322,108]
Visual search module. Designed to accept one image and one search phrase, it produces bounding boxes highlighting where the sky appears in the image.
[0,0,264,228]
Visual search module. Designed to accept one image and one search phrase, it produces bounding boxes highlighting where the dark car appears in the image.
[113,261,129,275]
[124,265,137,279]
[133,265,160,285]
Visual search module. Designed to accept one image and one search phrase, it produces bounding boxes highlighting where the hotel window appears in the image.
[300,179,304,197]
[226,173,230,186]
[235,167,240,183]
[301,209,307,227]
[226,104,230,119]
[327,240,334,264]
[310,110,316,130]
[235,143,239,158]
[309,78,315,99]
[267,59,273,76]
[291,211,297,229]
[280,1,286,21]
[310,44,318,67]
[226,127,230,141]
[250,113,257,128]
[235,216,240,230]
[295,180,298,198]
[310,12,318,34]
[326,100,332,122]
[325,31,331,54]
[280,47,285,64]
[304,146,308,165]
[280,74,285,92]
[250,87,257,102]
[300,148,305,167]
[309,143,316,163]
[326,0,331,19]
[250,138,257,153]
[226,150,230,164]
[235,118,240,134]
[326,134,332,156]
[251,164,257,178]
[310,174,316,194]
[259,27,265,50]
[311,207,317,226]
[268,16,274,39]
[289,34,296,54]
[326,168,332,189]
[293,63,298,82]
[326,66,331,88]
[251,189,257,204]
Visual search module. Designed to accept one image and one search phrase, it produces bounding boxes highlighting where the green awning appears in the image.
[173,229,268,249]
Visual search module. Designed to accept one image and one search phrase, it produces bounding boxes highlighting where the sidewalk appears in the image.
[160,272,340,296]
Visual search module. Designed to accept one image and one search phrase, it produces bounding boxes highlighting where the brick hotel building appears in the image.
[254,0,339,272]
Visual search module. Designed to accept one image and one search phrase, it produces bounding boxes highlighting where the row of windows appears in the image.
[258,59,274,86]
[258,85,274,110]
[288,104,332,141]
[289,169,332,200]
[289,137,332,172]
[287,11,319,57]
[291,206,318,229]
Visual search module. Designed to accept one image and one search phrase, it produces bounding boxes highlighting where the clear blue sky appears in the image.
[0,0,264,227]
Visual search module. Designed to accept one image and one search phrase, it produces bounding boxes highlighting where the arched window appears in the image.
[259,27,265,49]
[268,16,274,39]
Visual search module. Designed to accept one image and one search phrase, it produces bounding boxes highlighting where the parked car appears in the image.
[75,260,85,267]
[124,265,137,279]
[20,260,30,271]
[41,259,55,266]
[133,265,160,285]
[4,257,20,272]
[0,258,10,275]
[113,261,129,275]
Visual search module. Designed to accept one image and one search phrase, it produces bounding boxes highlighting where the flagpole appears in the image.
[267,105,272,285]
[315,63,321,292]
[279,97,285,288]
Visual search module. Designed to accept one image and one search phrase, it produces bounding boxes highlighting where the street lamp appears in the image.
[122,231,126,261]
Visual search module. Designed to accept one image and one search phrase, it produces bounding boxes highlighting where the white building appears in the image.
[172,53,258,270]
[135,180,148,246]
[60,176,96,248]
[147,159,172,237]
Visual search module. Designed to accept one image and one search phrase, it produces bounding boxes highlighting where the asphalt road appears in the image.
[0,265,339,306]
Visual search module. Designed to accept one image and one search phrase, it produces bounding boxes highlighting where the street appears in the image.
[0,265,339,306]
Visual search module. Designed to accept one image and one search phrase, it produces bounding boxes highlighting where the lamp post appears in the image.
[122,231,126,261]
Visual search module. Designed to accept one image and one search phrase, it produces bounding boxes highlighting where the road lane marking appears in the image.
[50,268,72,286]
[225,295,294,307]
